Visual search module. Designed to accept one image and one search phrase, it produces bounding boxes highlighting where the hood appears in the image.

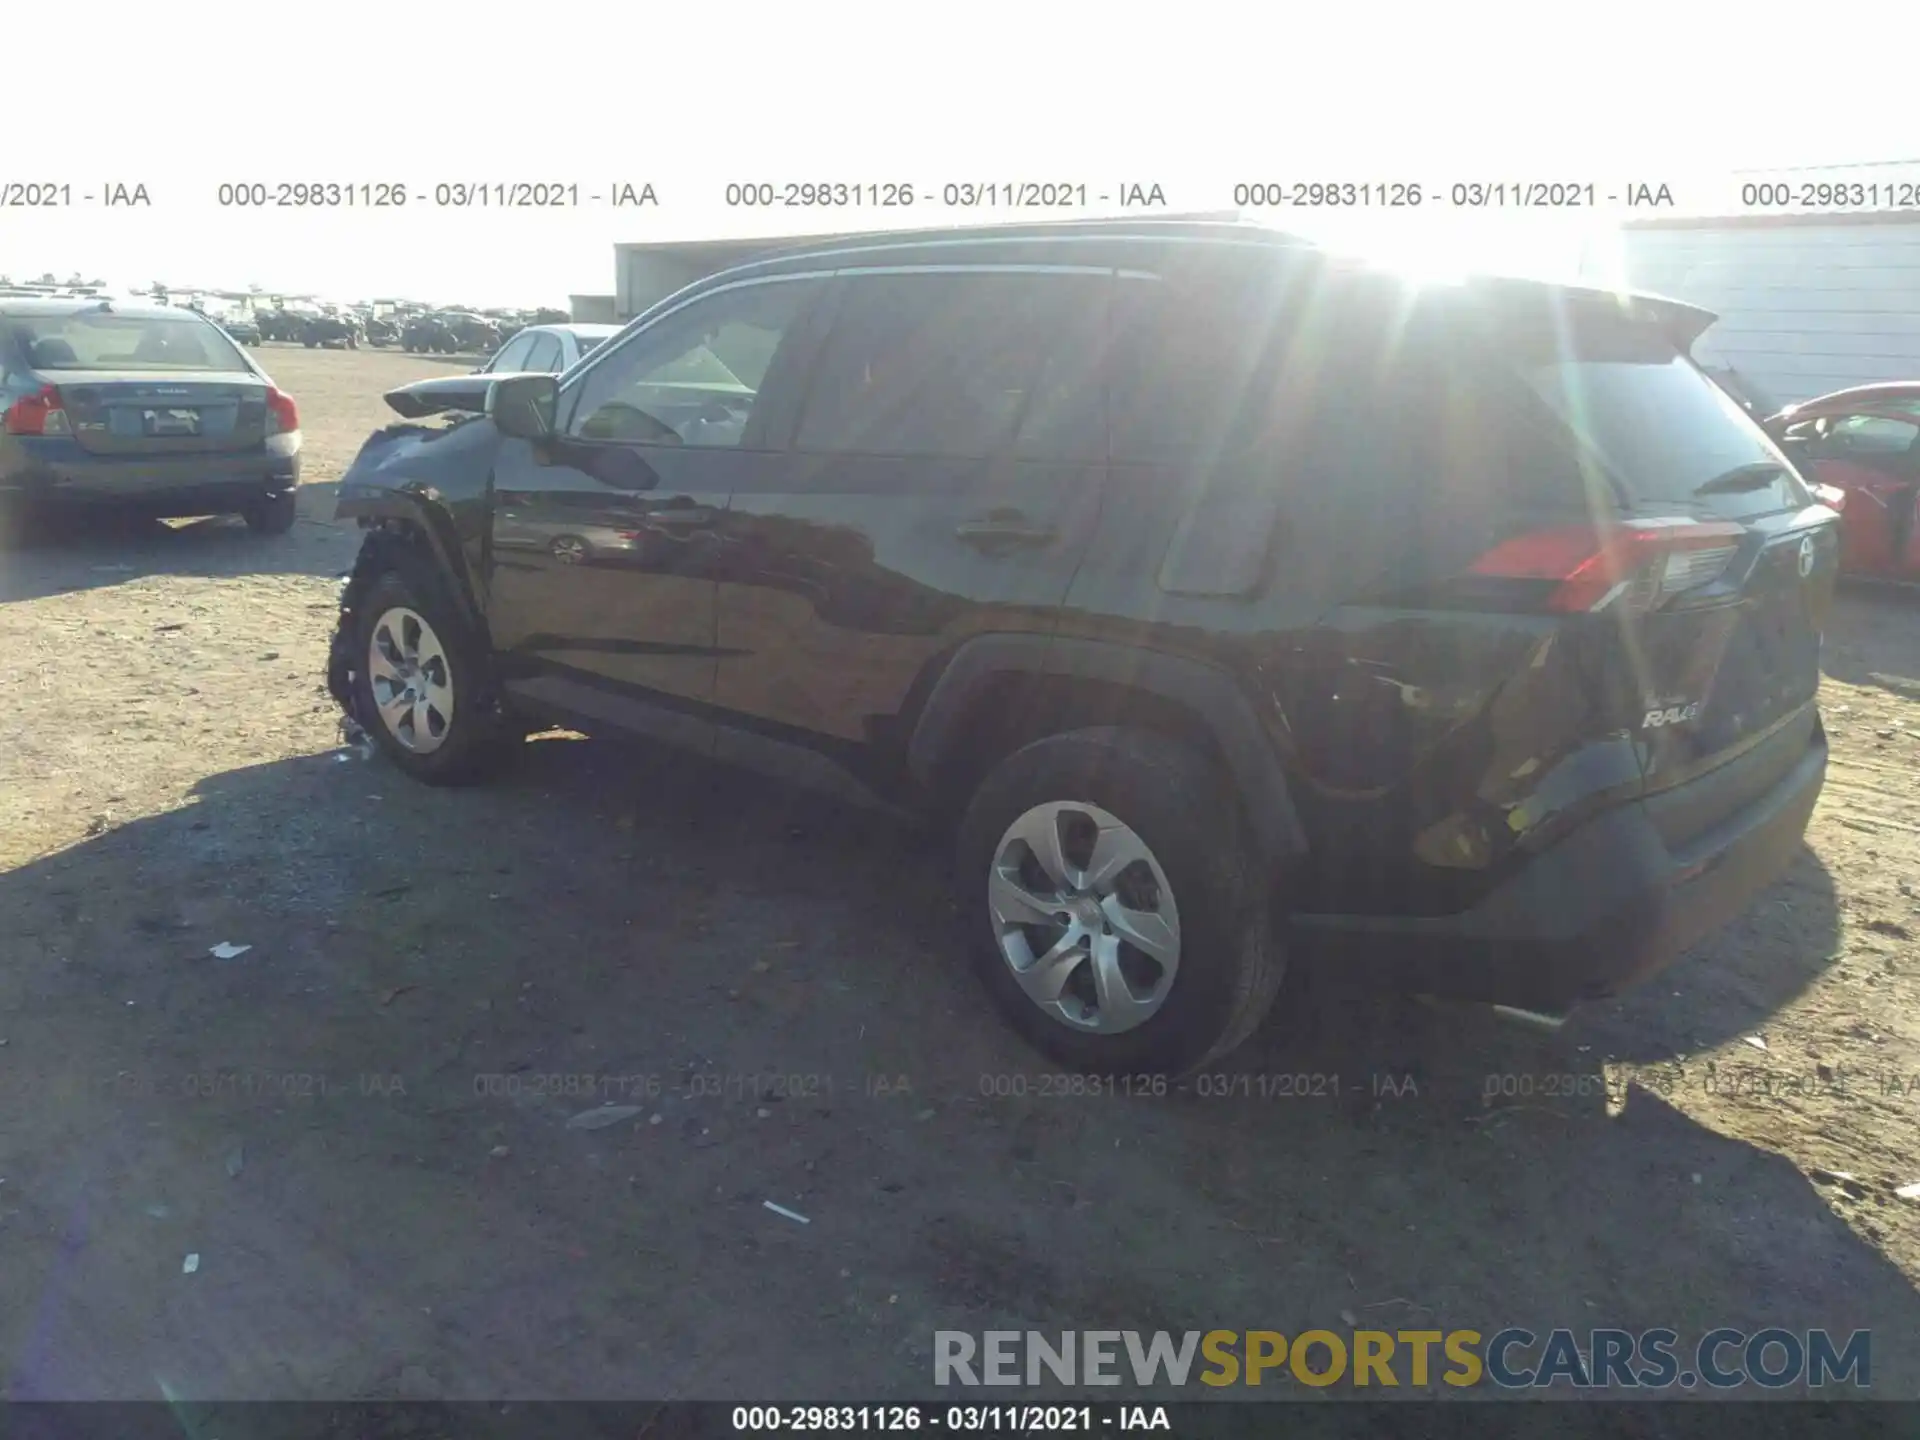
[382,370,551,418]
[384,373,497,418]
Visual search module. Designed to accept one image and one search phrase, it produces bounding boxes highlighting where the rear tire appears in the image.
[954,726,1284,1076]
[243,491,297,535]
[350,557,518,786]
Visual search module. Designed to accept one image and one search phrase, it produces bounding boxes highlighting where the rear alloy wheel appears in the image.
[549,535,589,565]
[956,727,1284,1076]
[244,491,297,535]
[987,800,1182,1036]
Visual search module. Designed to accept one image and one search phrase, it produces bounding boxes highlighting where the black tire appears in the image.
[350,555,518,786]
[954,726,1284,1076]
[243,490,297,535]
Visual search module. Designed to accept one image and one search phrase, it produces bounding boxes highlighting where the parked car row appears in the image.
[322,218,1847,1076]
[402,312,502,355]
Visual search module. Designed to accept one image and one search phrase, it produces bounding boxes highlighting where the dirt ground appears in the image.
[1,341,1918,1409]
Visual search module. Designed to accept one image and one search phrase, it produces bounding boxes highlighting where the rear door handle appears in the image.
[956,519,1057,548]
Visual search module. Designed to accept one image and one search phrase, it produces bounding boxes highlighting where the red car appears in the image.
[1759,382,1920,583]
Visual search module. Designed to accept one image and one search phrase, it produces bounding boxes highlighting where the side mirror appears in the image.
[488,373,558,441]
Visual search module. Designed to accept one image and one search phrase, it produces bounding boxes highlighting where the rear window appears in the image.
[4,312,254,374]
[1492,304,1809,520]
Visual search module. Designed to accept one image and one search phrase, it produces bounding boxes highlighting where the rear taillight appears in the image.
[265,387,299,434]
[1468,518,1747,614]
[3,385,69,437]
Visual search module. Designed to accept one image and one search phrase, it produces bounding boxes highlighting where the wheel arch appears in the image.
[904,634,1308,878]
[333,488,485,635]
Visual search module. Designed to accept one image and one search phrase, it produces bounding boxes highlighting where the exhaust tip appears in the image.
[1491,1003,1571,1033]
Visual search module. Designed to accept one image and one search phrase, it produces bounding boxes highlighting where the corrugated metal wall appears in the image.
[1616,219,1920,406]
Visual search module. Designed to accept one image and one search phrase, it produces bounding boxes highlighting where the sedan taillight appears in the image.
[3,385,69,436]
[265,387,299,434]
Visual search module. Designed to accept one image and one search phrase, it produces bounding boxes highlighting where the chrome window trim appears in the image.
[830,262,1158,279]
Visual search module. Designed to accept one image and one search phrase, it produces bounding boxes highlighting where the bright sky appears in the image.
[3,0,1911,308]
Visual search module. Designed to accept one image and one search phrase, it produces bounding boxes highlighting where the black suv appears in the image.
[325,220,1837,1075]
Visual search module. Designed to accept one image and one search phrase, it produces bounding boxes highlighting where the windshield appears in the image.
[1494,304,1809,520]
[5,311,253,373]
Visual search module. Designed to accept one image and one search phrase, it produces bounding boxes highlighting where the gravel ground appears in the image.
[1,343,1918,1409]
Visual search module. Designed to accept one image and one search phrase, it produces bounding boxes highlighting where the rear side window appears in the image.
[1491,301,1809,520]
[4,311,251,373]
[794,271,1106,461]
[1269,280,1526,587]
[487,333,536,372]
[1108,266,1299,466]
[523,334,563,372]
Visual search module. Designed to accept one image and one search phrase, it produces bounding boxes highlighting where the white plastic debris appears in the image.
[1742,1035,1768,1051]
[182,1253,200,1275]
[1896,1182,1920,1201]
[225,1144,245,1178]
[210,943,252,960]
[565,1104,643,1131]
[763,1201,810,1225]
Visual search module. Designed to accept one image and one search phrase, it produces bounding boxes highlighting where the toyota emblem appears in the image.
[1797,536,1817,578]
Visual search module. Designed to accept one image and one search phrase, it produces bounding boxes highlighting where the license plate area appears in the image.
[144,408,201,437]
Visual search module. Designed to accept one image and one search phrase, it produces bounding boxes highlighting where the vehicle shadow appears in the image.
[0,733,1910,1399]
[0,498,356,604]
[1822,588,1920,696]
[1269,836,1840,1072]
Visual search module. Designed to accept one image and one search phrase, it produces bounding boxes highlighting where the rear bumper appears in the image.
[1288,721,1828,1011]
[1,443,300,511]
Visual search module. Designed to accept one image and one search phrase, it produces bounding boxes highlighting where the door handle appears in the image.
[956,519,1057,548]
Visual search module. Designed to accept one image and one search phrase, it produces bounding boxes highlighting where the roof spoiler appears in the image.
[1626,292,1718,352]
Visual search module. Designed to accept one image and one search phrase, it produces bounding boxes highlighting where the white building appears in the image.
[1598,210,1920,407]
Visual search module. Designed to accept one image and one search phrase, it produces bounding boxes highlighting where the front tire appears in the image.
[955,727,1284,1076]
[243,491,297,535]
[351,558,517,786]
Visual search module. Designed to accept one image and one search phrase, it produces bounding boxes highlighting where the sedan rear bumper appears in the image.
[2,440,300,512]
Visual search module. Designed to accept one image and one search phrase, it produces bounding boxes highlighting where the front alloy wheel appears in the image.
[988,801,1181,1034]
[367,605,454,754]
